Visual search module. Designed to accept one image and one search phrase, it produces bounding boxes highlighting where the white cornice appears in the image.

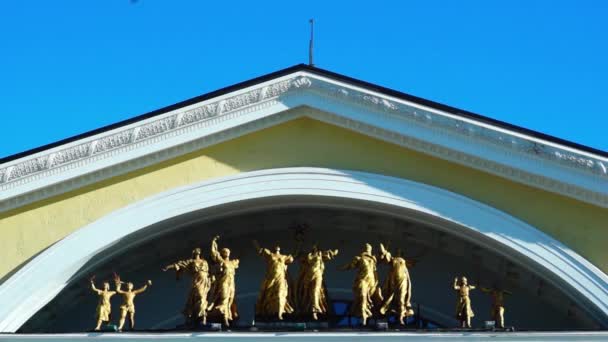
[0,71,606,211]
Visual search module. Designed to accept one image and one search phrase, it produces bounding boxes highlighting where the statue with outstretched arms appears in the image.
[113,273,151,331]
[454,276,476,328]
[163,248,212,325]
[207,235,239,326]
[340,243,381,326]
[90,276,116,331]
[480,286,511,329]
[295,244,338,320]
[254,240,294,320]
[377,243,414,325]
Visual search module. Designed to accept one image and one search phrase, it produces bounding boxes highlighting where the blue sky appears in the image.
[1,1,607,159]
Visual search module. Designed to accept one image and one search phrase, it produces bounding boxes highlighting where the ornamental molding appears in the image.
[0,71,606,211]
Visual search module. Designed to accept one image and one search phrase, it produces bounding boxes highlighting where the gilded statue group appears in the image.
[90,274,151,331]
[452,277,511,329]
[91,236,511,330]
[161,238,416,327]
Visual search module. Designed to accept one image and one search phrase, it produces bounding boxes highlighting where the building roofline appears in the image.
[1,63,605,164]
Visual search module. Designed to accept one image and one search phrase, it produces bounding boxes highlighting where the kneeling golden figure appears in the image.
[113,274,151,331]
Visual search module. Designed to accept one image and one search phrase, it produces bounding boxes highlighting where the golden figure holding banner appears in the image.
[253,240,294,320]
[163,248,212,325]
[378,244,414,325]
[113,273,152,331]
[295,244,339,320]
[341,243,380,326]
[454,276,476,328]
[481,286,511,328]
[90,276,116,331]
[208,235,239,326]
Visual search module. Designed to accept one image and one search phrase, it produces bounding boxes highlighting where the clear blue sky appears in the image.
[1,1,607,159]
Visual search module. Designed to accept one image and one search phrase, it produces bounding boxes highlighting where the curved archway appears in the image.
[1,167,607,332]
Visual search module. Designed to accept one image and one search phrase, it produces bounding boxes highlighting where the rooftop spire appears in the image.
[309,18,315,67]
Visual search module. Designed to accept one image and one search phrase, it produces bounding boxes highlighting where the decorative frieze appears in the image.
[0,73,605,211]
[51,143,91,168]
[93,131,133,154]
[310,78,607,177]
[136,116,177,141]
[7,157,49,182]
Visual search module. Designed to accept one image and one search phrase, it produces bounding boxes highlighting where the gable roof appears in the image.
[1,64,606,212]
[2,63,606,163]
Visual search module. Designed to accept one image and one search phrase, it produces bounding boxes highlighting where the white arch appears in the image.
[1,167,607,332]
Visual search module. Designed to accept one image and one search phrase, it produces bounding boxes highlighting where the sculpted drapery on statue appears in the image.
[341,243,381,326]
[90,276,116,331]
[295,245,339,320]
[208,235,239,326]
[162,248,212,325]
[113,274,151,331]
[454,276,476,328]
[378,244,414,325]
[253,240,295,320]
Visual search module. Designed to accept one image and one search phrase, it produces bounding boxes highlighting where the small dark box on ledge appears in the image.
[101,324,118,332]
[375,322,389,331]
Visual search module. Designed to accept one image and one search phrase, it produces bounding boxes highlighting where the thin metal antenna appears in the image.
[308,19,315,67]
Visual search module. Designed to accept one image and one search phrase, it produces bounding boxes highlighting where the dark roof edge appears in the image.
[0,64,308,164]
[1,63,606,164]
[301,65,608,158]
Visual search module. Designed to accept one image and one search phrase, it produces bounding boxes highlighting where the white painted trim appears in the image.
[0,72,606,212]
[0,168,607,332]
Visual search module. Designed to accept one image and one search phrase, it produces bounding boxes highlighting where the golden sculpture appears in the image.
[378,244,414,325]
[481,286,511,328]
[295,244,339,320]
[90,276,116,331]
[453,276,476,328]
[253,240,295,320]
[208,235,240,326]
[163,248,212,325]
[341,243,381,326]
[113,273,152,331]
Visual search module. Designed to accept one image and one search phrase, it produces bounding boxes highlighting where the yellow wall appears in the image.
[1,116,607,279]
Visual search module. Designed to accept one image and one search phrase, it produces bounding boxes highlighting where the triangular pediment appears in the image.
[1,64,606,212]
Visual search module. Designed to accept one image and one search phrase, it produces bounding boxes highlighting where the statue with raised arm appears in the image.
[295,244,339,320]
[113,273,152,331]
[481,286,511,329]
[253,240,294,320]
[207,235,239,326]
[454,276,476,328]
[162,248,212,325]
[378,244,414,325]
[90,276,116,331]
[340,243,380,326]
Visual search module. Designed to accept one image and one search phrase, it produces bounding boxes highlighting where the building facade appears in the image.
[1,65,607,340]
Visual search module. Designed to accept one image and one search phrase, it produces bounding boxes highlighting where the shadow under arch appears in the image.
[1,167,608,332]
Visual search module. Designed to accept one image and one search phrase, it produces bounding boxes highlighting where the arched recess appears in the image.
[0,167,607,332]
